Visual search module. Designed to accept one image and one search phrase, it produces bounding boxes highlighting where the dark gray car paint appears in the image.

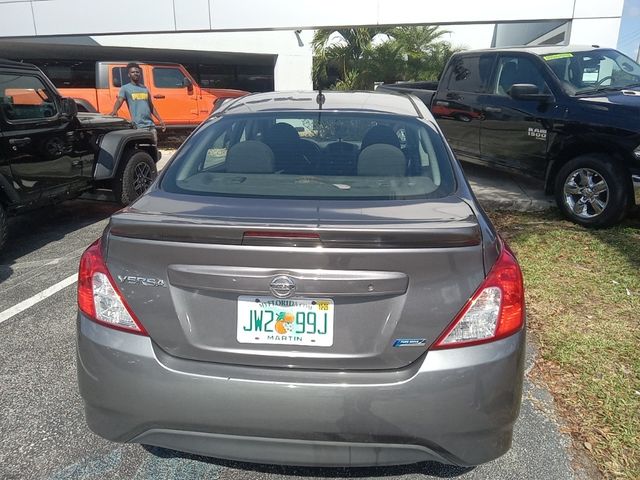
[110,194,482,248]
[100,106,497,371]
[77,315,525,467]
[424,106,502,273]
[78,91,524,468]
[105,196,485,370]
[167,265,410,297]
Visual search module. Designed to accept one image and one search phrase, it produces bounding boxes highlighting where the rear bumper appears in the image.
[632,174,640,205]
[77,314,525,467]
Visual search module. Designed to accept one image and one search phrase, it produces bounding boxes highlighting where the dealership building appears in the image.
[0,0,631,91]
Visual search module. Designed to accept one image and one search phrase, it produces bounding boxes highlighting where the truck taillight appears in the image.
[432,240,524,349]
[77,239,147,336]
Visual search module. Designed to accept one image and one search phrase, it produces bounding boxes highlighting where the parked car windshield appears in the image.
[541,49,640,95]
[162,112,455,200]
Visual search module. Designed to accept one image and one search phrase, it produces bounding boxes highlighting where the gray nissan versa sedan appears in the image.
[77,91,526,468]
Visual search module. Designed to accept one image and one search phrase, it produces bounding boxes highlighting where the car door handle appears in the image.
[9,137,31,147]
[484,106,502,113]
[153,95,165,99]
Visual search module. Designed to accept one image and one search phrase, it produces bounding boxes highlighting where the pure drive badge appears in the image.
[393,338,427,347]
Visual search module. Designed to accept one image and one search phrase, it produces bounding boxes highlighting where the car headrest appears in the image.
[263,122,301,147]
[361,125,400,150]
[357,144,406,177]
[225,141,275,173]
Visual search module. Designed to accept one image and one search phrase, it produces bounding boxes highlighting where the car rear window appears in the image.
[162,112,456,200]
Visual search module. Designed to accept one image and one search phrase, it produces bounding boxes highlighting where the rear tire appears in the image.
[0,204,7,253]
[113,150,157,206]
[554,154,628,228]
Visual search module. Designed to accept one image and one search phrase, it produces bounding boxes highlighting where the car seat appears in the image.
[263,123,307,173]
[357,144,406,176]
[360,125,401,150]
[225,141,275,173]
[359,125,406,175]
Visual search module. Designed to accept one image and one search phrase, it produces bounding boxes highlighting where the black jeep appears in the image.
[0,59,159,251]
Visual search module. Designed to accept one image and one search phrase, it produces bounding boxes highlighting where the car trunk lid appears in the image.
[105,194,485,370]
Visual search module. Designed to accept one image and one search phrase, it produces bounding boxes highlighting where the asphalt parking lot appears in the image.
[0,164,596,480]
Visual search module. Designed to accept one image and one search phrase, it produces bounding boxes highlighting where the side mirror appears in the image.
[509,83,553,102]
[183,77,194,94]
[60,97,78,118]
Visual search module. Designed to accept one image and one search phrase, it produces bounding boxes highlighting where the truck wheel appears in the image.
[0,204,7,253]
[114,150,157,206]
[554,154,628,228]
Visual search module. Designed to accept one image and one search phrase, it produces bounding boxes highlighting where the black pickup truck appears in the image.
[0,59,159,252]
[378,45,640,227]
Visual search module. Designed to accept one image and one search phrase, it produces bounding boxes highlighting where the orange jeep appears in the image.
[58,62,248,128]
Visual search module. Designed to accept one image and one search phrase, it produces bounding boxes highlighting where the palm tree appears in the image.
[390,26,449,54]
[420,41,460,80]
[312,27,388,89]
[333,69,361,90]
[364,40,406,85]
[389,26,454,81]
[312,25,461,89]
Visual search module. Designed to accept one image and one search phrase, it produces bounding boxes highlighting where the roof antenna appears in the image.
[316,89,325,110]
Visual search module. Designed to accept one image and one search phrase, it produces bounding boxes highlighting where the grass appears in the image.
[488,209,640,479]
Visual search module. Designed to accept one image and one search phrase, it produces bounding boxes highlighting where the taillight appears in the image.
[77,239,147,336]
[432,240,524,349]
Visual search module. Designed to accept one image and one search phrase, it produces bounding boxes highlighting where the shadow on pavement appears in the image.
[143,445,474,478]
[0,199,121,283]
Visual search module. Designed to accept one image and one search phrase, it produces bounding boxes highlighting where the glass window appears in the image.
[196,64,236,88]
[112,67,144,88]
[0,74,57,121]
[493,56,549,96]
[492,20,570,47]
[203,125,233,170]
[162,113,455,200]
[36,60,96,88]
[542,49,640,95]
[153,68,187,89]
[236,65,274,92]
[446,55,495,93]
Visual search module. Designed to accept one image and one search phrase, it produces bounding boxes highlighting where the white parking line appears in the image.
[0,273,78,324]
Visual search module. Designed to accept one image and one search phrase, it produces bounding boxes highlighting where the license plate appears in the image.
[236,296,334,347]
